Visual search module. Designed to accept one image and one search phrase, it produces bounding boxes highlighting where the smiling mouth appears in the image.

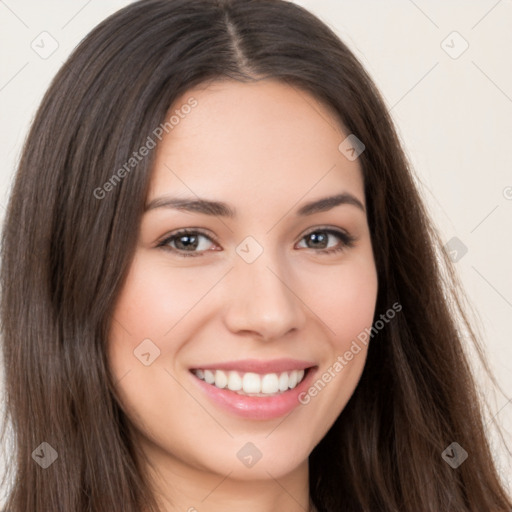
[190,367,313,397]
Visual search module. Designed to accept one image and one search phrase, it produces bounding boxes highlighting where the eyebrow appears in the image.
[144,192,365,217]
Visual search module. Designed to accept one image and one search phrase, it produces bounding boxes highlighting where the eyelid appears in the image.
[156,227,219,246]
[298,225,355,243]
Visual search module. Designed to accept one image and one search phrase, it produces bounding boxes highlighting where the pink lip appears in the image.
[189,364,318,420]
[189,358,315,374]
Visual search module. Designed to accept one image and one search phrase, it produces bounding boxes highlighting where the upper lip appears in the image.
[190,358,316,374]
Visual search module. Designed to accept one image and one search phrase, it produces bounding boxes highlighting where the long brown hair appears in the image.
[1,0,510,510]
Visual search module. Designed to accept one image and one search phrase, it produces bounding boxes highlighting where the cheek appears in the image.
[110,251,216,341]
[296,253,378,424]
[106,254,183,400]
[106,255,196,442]
[107,252,227,417]
[306,254,378,347]
[296,252,378,408]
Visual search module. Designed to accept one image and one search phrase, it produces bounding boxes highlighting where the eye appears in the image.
[296,227,356,255]
[157,229,219,257]
[156,227,356,258]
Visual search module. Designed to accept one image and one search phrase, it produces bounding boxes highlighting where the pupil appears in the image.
[309,232,326,248]
[177,235,198,250]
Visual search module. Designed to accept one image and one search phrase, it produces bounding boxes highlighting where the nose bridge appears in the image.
[223,238,305,339]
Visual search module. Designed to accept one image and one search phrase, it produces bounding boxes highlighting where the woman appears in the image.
[0,0,510,510]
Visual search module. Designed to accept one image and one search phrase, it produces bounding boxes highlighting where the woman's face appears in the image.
[108,79,378,485]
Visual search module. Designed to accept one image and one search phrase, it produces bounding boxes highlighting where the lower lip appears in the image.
[189,367,318,420]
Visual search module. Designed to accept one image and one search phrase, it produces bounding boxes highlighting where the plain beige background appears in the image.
[0,0,511,502]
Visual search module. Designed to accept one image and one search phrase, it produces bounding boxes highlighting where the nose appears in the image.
[222,249,306,341]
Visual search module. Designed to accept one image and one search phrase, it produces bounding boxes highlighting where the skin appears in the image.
[108,79,378,512]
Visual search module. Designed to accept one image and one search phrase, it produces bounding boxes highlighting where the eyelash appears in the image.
[156,227,356,258]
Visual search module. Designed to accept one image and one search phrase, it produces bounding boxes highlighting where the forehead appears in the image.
[147,79,365,209]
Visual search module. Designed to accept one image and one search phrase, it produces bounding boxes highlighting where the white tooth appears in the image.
[242,372,261,393]
[261,373,279,394]
[200,368,306,394]
[278,372,289,392]
[227,371,242,391]
[288,370,298,389]
[204,369,215,384]
[214,370,228,389]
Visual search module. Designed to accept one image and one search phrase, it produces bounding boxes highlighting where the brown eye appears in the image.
[157,227,356,258]
[157,229,218,257]
[297,228,356,255]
